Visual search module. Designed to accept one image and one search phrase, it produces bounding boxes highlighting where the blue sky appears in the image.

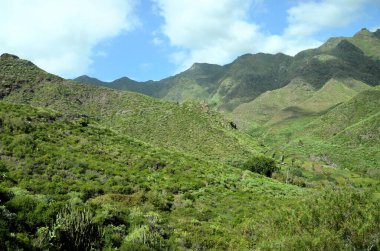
[1,0,380,81]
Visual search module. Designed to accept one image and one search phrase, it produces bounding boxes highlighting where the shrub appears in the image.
[49,205,104,250]
[242,156,278,177]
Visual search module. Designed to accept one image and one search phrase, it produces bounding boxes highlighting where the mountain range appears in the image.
[76,28,380,114]
[75,28,380,173]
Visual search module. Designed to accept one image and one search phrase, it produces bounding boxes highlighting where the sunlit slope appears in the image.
[259,88,380,172]
[232,77,371,127]
[0,54,260,161]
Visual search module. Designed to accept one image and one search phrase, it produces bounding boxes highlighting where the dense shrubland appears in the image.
[0,101,379,250]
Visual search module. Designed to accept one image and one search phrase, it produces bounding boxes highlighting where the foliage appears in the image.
[47,205,104,250]
[242,155,278,177]
[251,188,380,250]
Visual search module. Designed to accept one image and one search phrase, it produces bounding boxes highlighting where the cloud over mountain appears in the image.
[154,0,375,70]
[0,0,138,77]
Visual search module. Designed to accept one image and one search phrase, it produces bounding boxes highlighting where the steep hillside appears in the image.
[258,87,380,173]
[231,29,380,127]
[319,28,380,60]
[209,53,292,110]
[305,88,380,140]
[0,54,259,162]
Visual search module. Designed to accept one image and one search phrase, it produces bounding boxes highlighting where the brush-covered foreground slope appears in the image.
[258,87,380,174]
[75,28,380,113]
[1,92,380,250]
[0,54,259,162]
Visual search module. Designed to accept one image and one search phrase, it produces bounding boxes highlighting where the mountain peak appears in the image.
[374,29,380,39]
[189,63,202,70]
[0,53,19,60]
[189,62,219,71]
[354,28,372,38]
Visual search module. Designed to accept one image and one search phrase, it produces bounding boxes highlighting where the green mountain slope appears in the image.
[319,28,380,60]
[0,54,259,162]
[305,88,380,140]
[1,29,380,250]
[233,78,371,127]
[75,28,380,113]
[76,53,293,111]
[258,87,380,173]
[0,100,303,250]
[1,88,379,251]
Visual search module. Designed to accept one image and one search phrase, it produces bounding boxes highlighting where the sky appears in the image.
[0,0,379,81]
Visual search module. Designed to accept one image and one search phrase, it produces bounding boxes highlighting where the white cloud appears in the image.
[154,0,263,70]
[154,0,374,71]
[0,0,138,78]
[152,37,164,45]
[285,0,367,37]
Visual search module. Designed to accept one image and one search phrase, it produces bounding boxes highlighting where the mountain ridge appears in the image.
[0,53,260,162]
[75,28,380,112]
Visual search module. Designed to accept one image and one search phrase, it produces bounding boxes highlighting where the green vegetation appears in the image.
[1,28,380,250]
[0,54,260,163]
[253,87,380,174]
[241,156,278,177]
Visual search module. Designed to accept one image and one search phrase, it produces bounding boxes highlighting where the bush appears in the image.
[49,205,104,250]
[252,189,380,250]
[242,156,278,177]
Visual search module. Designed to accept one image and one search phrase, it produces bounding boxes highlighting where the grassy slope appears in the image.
[258,88,380,173]
[232,78,370,127]
[0,54,260,162]
[0,101,304,249]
